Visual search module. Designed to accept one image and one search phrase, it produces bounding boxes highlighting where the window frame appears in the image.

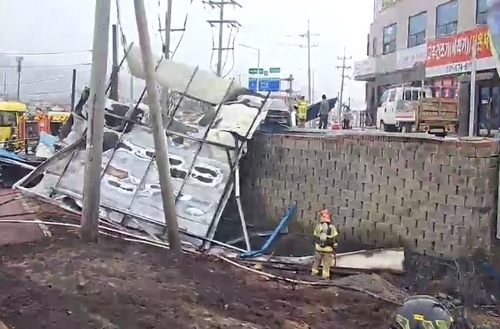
[382,23,397,55]
[476,0,487,25]
[435,0,458,37]
[407,11,427,48]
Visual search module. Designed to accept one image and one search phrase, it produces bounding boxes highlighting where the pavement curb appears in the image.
[20,197,51,237]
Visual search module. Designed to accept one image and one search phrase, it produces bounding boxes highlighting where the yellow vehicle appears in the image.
[0,101,27,142]
[47,111,71,136]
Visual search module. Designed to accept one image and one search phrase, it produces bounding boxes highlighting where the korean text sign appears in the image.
[426,26,492,68]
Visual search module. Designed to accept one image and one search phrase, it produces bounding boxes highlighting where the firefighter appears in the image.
[391,295,454,329]
[311,209,338,279]
[297,96,308,127]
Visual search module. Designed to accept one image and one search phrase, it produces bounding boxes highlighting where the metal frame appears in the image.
[202,91,271,250]
[15,66,271,252]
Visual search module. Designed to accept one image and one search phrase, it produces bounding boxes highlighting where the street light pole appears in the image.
[238,43,260,91]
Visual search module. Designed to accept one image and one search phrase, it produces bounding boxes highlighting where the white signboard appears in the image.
[353,57,377,80]
[396,45,427,70]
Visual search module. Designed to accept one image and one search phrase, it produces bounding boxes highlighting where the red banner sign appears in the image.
[426,26,492,68]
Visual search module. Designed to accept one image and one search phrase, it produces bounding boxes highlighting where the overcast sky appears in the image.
[0,0,372,107]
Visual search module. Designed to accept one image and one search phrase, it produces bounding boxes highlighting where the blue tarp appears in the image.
[0,149,24,162]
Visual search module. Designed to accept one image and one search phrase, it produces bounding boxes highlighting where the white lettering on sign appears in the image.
[445,61,472,74]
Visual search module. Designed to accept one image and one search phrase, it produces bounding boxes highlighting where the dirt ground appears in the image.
[0,227,396,329]
[0,195,498,328]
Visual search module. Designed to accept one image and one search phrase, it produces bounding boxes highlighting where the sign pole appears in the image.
[469,40,477,137]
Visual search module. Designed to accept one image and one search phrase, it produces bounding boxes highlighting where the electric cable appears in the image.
[0,50,91,56]
[222,26,238,78]
[25,90,71,96]
[0,63,91,69]
[209,26,217,75]
[145,0,163,46]
[170,0,194,59]
[221,26,234,73]
[5,71,90,87]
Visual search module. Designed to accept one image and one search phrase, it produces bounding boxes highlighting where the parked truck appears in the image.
[377,86,458,136]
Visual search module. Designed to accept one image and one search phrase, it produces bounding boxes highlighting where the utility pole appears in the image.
[110,24,119,101]
[15,56,23,101]
[336,47,352,117]
[158,0,185,113]
[81,0,111,242]
[2,73,6,99]
[70,69,77,110]
[204,0,241,77]
[298,20,318,102]
[133,0,183,255]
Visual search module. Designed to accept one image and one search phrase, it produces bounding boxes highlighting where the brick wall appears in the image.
[240,133,499,258]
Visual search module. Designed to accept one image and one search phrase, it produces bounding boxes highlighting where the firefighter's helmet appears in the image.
[391,295,454,329]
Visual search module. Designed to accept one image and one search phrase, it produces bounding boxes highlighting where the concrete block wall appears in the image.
[240,133,499,258]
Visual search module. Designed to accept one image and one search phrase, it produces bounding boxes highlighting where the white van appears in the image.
[376,86,432,132]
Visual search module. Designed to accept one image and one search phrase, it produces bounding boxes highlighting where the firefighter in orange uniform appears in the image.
[311,209,338,279]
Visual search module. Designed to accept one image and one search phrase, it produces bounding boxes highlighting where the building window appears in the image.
[476,0,487,25]
[436,0,458,37]
[372,37,377,56]
[382,24,397,54]
[408,12,426,47]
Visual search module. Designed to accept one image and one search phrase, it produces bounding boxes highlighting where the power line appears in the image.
[0,63,91,69]
[5,71,90,87]
[204,0,241,77]
[0,50,91,56]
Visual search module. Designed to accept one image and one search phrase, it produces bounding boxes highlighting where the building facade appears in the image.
[355,0,498,134]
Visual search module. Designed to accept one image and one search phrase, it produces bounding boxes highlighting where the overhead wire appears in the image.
[222,26,239,78]
[170,0,194,59]
[5,72,90,87]
[0,63,91,69]
[0,50,91,56]
[145,0,163,47]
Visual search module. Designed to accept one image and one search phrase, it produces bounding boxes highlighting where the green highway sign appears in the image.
[248,68,264,74]
[269,67,280,73]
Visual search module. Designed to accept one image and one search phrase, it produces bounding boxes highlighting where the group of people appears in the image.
[294,94,351,129]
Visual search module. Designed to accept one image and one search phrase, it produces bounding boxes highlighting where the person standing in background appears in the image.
[297,96,308,127]
[318,94,330,129]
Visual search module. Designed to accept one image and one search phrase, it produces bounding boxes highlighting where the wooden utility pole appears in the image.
[80,0,111,242]
[336,47,352,117]
[110,24,119,101]
[15,56,23,101]
[70,69,77,110]
[133,0,183,254]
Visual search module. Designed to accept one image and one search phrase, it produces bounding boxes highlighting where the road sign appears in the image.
[269,67,280,73]
[258,78,280,92]
[248,78,258,91]
[248,68,264,75]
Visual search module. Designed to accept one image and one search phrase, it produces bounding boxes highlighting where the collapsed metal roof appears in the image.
[15,45,271,250]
